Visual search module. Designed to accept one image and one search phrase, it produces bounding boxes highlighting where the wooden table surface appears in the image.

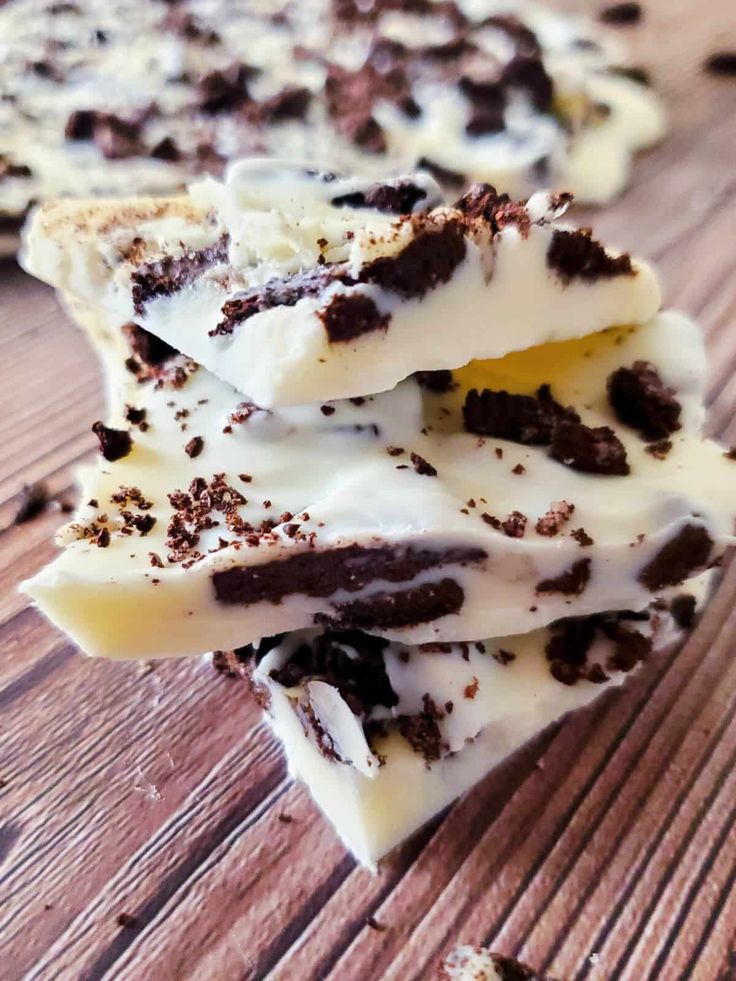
[2,3,736,978]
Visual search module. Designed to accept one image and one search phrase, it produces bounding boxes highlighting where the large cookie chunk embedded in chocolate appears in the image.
[607,360,682,440]
[213,544,486,606]
[318,293,390,343]
[638,524,714,591]
[463,385,578,444]
[547,228,634,283]
[359,218,467,299]
[550,420,630,476]
[268,630,396,715]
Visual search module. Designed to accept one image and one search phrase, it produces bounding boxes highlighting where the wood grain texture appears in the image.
[1,2,736,978]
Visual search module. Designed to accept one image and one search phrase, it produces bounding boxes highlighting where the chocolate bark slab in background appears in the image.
[0,0,665,252]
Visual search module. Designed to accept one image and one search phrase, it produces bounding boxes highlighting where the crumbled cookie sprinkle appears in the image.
[550,420,629,476]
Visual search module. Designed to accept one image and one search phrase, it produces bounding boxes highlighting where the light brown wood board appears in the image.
[1,2,736,978]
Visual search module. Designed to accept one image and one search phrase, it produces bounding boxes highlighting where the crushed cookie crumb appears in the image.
[93,527,111,548]
[464,676,479,699]
[536,500,575,536]
[571,527,594,547]
[494,649,516,665]
[228,401,270,427]
[410,452,438,476]
[124,405,148,431]
[120,511,156,536]
[502,511,527,537]
[645,439,673,459]
[110,486,153,510]
[398,693,446,762]
[184,436,204,458]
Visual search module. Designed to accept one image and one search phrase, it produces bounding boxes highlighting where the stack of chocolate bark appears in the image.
[22,162,735,867]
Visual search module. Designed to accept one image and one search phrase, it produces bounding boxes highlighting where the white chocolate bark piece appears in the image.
[441,946,505,981]
[21,299,736,660]
[247,579,706,867]
[23,163,661,406]
[0,0,664,231]
[441,945,550,980]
